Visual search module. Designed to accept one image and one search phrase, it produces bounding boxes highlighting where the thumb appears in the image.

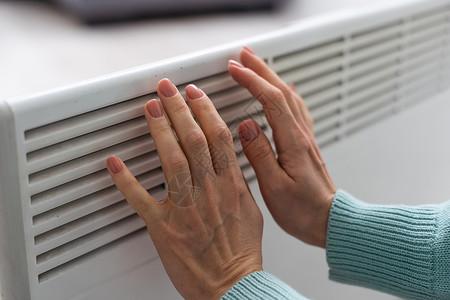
[238,120,283,184]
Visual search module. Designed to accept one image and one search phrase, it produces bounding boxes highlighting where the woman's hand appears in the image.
[107,79,263,299]
[229,47,336,248]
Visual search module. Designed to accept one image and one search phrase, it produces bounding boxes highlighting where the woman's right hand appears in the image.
[107,78,263,300]
[228,47,337,248]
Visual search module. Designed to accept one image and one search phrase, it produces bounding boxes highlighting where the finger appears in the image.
[238,120,285,187]
[144,99,191,190]
[157,79,215,182]
[185,84,240,174]
[289,83,314,131]
[228,60,306,154]
[107,155,160,222]
[286,83,328,165]
[240,47,304,124]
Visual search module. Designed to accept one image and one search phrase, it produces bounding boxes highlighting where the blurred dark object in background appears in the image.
[53,0,286,23]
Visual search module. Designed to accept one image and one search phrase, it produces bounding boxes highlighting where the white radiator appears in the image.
[1,0,449,299]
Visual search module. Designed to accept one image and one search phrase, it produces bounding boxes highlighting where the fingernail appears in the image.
[158,78,178,97]
[239,120,259,143]
[228,59,244,69]
[243,46,256,54]
[185,84,204,99]
[288,83,297,92]
[107,156,123,174]
[146,99,163,118]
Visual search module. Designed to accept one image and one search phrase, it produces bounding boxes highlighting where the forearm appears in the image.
[326,190,450,299]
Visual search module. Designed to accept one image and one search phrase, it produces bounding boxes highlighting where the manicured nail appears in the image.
[158,78,178,97]
[107,156,123,174]
[228,59,244,69]
[185,84,204,99]
[239,120,259,142]
[243,46,256,54]
[288,83,297,92]
[146,99,163,118]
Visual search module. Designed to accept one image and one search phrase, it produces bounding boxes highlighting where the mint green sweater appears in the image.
[222,190,450,299]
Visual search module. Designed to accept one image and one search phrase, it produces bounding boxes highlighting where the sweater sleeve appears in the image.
[221,271,309,300]
[326,190,450,300]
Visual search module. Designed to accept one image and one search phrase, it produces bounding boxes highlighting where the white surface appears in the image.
[0,0,387,99]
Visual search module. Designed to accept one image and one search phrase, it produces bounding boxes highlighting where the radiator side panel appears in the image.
[0,100,31,300]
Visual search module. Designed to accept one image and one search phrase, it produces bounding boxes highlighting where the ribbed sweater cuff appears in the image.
[326,190,447,300]
[221,271,308,300]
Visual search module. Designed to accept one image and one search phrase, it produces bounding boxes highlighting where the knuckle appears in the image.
[299,135,313,152]
[150,122,171,137]
[185,130,207,150]
[270,180,285,194]
[213,124,233,144]
[195,100,210,112]
[171,100,188,114]
[118,175,139,195]
[250,144,272,163]
[292,126,312,151]
[169,154,187,172]
[270,86,285,101]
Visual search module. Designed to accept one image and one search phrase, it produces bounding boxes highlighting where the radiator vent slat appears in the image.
[295,71,342,96]
[32,173,165,235]
[346,92,396,123]
[406,36,446,63]
[349,51,399,80]
[208,86,253,110]
[347,77,397,108]
[34,200,135,254]
[350,21,402,50]
[347,65,398,95]
[35,214,145,275]
[273,39,344,72]
[33,185,165,256]
[27,117,149,174]
[37,228,148,284]
[303,85,341,110]
[24,95,152,153]
[313,114,341,136]
[409,23,448,48]
[219,98,262,125]
[29,136,155,196]
[350,37,401,66]
[30,153,161,215]
[178,71,237,95]
[410,9,449,31]
[316,128,339,148]
[279,56,343,84]
[310,99,340,122]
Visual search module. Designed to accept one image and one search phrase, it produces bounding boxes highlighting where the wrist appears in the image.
[214,261,263,299]
[294,192,335,248]
[315,192,334,248]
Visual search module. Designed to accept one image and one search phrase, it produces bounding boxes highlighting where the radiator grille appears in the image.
[21,2,450,287]
[271,6,450,144]
[25,71,272,283]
